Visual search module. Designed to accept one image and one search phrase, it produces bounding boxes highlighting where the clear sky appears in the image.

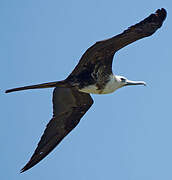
[1,0,172,180]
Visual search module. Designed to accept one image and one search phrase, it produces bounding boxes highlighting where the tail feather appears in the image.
[5,81,66,93]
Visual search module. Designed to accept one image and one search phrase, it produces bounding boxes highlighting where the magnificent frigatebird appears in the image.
[6,8,167,172]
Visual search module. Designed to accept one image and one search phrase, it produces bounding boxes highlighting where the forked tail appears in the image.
[5,80,67,93]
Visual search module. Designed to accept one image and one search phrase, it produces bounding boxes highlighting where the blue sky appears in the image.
[1,0,172,180]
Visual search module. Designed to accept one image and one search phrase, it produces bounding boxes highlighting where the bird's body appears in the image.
[79,74,118,94]
[6,8,167,173]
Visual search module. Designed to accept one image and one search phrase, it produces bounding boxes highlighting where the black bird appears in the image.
[6,8,167,172]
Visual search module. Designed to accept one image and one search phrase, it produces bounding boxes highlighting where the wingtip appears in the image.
[155,8,167,20]
[156,8,167,14]
[20,168,25,174]
[140,8,167,31]
[20,164,30,173]
[19,159,35,173]
[20,164,28,173]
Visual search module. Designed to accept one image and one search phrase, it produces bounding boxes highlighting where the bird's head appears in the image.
[115,75,146,88]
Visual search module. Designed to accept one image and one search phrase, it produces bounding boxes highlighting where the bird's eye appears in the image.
[120,78,126,82]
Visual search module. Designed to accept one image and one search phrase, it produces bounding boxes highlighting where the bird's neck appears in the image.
[100,74,122,94]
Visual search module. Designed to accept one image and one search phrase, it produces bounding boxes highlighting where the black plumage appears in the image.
[6,8,167,172]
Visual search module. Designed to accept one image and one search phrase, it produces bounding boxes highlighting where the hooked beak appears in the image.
[125,80,146,86]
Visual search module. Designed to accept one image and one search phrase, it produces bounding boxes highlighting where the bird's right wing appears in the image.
[69,8,167,77]
[98,8,167,52]
[21,87,93,173]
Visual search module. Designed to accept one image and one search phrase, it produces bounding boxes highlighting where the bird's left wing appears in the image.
[21,87,93,173]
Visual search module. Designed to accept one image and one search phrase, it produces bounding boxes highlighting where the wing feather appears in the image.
[20,87,93,173]
[69,8,166,76]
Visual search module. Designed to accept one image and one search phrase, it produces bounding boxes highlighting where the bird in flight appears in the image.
[6,8,167,173]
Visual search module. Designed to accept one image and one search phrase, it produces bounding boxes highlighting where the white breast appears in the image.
[79,75,121,94]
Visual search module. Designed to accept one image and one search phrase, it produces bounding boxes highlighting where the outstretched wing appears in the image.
[68,8,167,77]
[21,87,93,173]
